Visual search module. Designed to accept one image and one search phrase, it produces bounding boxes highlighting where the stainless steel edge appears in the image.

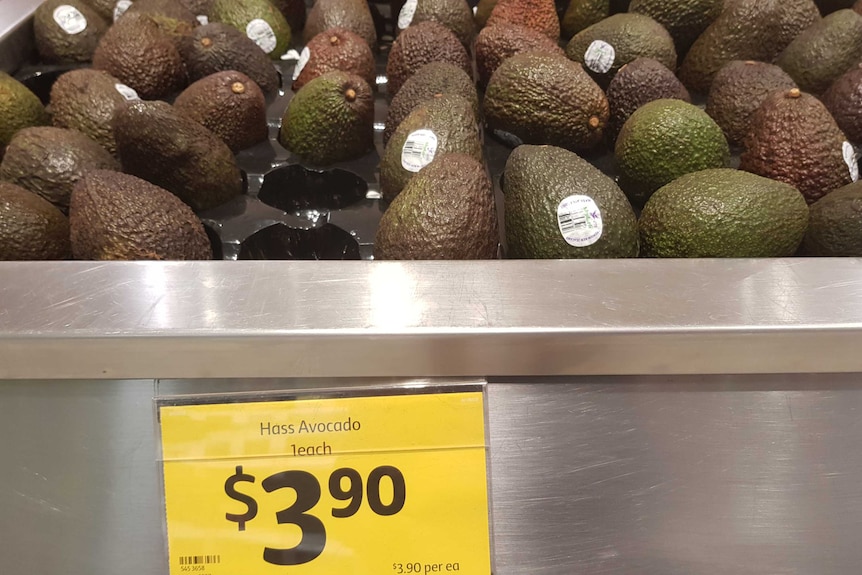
[0,0,37,73]
[2,259,862,379]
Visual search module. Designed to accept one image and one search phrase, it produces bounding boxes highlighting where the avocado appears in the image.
[385,21,472,97]
[856,0,862,14]
[304,0,377,51]
[679,0,821,94]
[375,154,498,260]
[706,60,797,147]
[503,144,639,259]
[0,72,49,155]
[92,11,187,99]
[34,0,108,64]
[605,57,690,145]
[475,21,565,88]
[822,63,862,144]
[384,61,478,145]
[0,127,119,213]
[561,0,609,39]
[628,0,723,60]
[113,100,243,210]
[776,9,862,94]
[181,0,215,18]
[639,169,809,258]
[292,28,375,91]
[211,0,292,59]
[126,0,198,37]
[615,99,730,206]
[49,69,140,156]
[740,88,854,204]
[178,23,280,94]
[486,0,560,40]
[271,0,307,34]
[379,93,482,202]
[564,13,677,88]
[174,71,268,152]
[70,170,212,260]
[474,0,499,28]
[483,51,609,152]
[0,181,70,260]
[802,181,862,255]
[397,0,476,47]
[279,71,374,165]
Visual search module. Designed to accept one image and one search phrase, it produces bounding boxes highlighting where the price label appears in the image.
[158,388,491,575]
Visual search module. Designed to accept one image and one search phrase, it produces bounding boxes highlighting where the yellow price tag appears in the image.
[158,389,491,575]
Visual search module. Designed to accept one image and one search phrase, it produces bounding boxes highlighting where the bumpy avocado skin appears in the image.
[503,144,639,259]
[379,94,483,202]
[484,52,609,152]
[113,100,243,211]
[0,181,70,261]
[50,69,136,156]
[639,169,809,258]
[174,71,269,152]
[0,72,49,153]
[375,154,498,260]
[386,21,472,97]
[92,11,187,99]
[178,23,281,94]
[628,0,723,59]
[304,0,377,50]
[565,13,677,88]
[822,63,862,143]
[706,60,798,147]
[486,0,560,40]
[212,0,292,59]
[740,89,853,204]
[475,22,564,88]
[70,170,212,261]
[561,0,609,40]
[680,0,820,94]
[34,0,109,63]
[605,57,690,145]
[776,9,862,94]
[402,0,476,47]
[803,181,862,255]
[293,28,376,91]
[615,99,730,206]
[0,127,119,213]
[279,71,374,166]
[384,62,478,145]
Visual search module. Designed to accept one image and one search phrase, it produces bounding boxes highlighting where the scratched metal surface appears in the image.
[3,258,862,379]
[2,375,862,575]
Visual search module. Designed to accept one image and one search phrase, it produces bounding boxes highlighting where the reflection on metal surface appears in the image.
[3,259,862,378]
[2,375,862,575]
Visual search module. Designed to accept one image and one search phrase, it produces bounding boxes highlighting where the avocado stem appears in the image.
[345,88,357,102]
[788,88,801,99]
[588,116,600,129]
[201,37,212,47]
[329,36,339,45]
[231,82,246,94]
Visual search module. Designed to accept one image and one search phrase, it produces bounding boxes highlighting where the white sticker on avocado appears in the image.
[843,141,859,182]
[114,83,139,100]
[292,46,311,80]
[557,195,603,247]
[398,0,418,30]
[113,0,132,22]
[196,15,209,25]
[246,18,277,53]
[401,129,438,172]
[53,5,87,34]
[584,40,615,74]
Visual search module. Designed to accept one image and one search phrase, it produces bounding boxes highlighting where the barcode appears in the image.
[402,141,426,159]
[179,555,220,566]
[559,213,587,233]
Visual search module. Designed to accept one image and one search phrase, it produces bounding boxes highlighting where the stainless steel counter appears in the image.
[2,259,862,379]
